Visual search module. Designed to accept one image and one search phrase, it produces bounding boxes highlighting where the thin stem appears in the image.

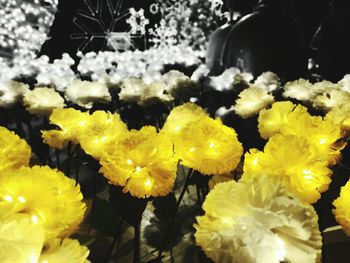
[133,224,141,263]
[75,146,80,185]
[105,219,124,263]
[157,168,194,261]
[55,149,61,170]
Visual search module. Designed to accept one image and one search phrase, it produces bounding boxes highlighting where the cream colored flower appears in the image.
[234,86,274,119]
[209,68,240,91]
[0,80,29,108]
[65,80,111,109]
[195,176,322,263]
[254,71,280,93]
[119,78,172,106]
[0,216,45,263]
[313,89,350,113]
[338,74,350,92]
[162,70,190,92]
[282,79,313,102]
[23,87,65,117]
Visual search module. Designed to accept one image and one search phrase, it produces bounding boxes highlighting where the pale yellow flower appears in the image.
[23,87,65,117]
[195,176,322,263]
[234,86,274,119]
[333,180,350,236]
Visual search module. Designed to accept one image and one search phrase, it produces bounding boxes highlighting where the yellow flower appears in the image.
[0,215,45,263]
[234,86,274,119]
[259,102,345,166]
[0,166,86,239]
[42,108,90,149]
[194,176,322,263]
[161,102,208,139]
[0,215,90,263]
[326,104,350,132]
[100,126,177,198]
[174,116,243,175]
[258,101,296,139]
[23,87,65,117]
[39,238,90,263]
[243,134,332,204]
[79,111,128,160]
[333,180,350,236]
[0,126,31,172]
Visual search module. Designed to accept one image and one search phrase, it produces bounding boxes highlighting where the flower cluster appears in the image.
[0,126,89,262]
[195,176,322,263]
[243,101,346,203]
[283,75,350,113]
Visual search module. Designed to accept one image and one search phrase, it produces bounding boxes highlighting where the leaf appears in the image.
[109,186,148,227]
[89,197,121,237]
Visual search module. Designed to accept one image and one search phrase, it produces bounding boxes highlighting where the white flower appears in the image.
[23,87,65,116]
[338,74,350,93]
[194,176,322,263]
[310,81,339,98]
[36,54,76,92]
[313,89,350,113]
[234,86,274,119]
[162,70,190,93]
[233,72,254,86]
[119,78,173,106]
[191,64,210,82]
[208,67,240,91]
[65,80,112,109]
[254,71,281,93]
[0,81,29,108]
[283,79,313,102]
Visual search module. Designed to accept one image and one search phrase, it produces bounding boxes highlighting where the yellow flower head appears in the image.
[162,102,208,138]
[333,180,350,236]
[194,176,322,263]
[0,126,31,172]
[0,166,86,239]
[0,216,90,263]
[326,104,350,133]
[258,101,296,139]
[79,111,128,160]
[259,102,345,166]
[42,108,90,149]
[243,134,332,204]
[100,126,177,198]
[174,116,243,175]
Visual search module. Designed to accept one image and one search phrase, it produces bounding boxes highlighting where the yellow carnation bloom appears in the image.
[0,126,31,172]
[259,102,345,166]
[243,134,332,204]
[0,216,45,263]
[326,104,350,132]
[258,101,296,139]
[174,116,243,175]
[195,176,322,263]
[0,166,86,239]
[39,238,90,263]
[162,102,208,139]
[79,111,128,160]
[42,108,90,149]
[333,180,350,236]
[100,126,177,198]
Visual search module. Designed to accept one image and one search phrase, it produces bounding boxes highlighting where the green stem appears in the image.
[133,224,141,263]
[157,168,194,261]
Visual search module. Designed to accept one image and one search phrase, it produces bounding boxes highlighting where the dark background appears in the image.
[41,0,350,81]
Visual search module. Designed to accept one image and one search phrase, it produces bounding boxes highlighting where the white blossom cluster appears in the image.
[0,0,58,62]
